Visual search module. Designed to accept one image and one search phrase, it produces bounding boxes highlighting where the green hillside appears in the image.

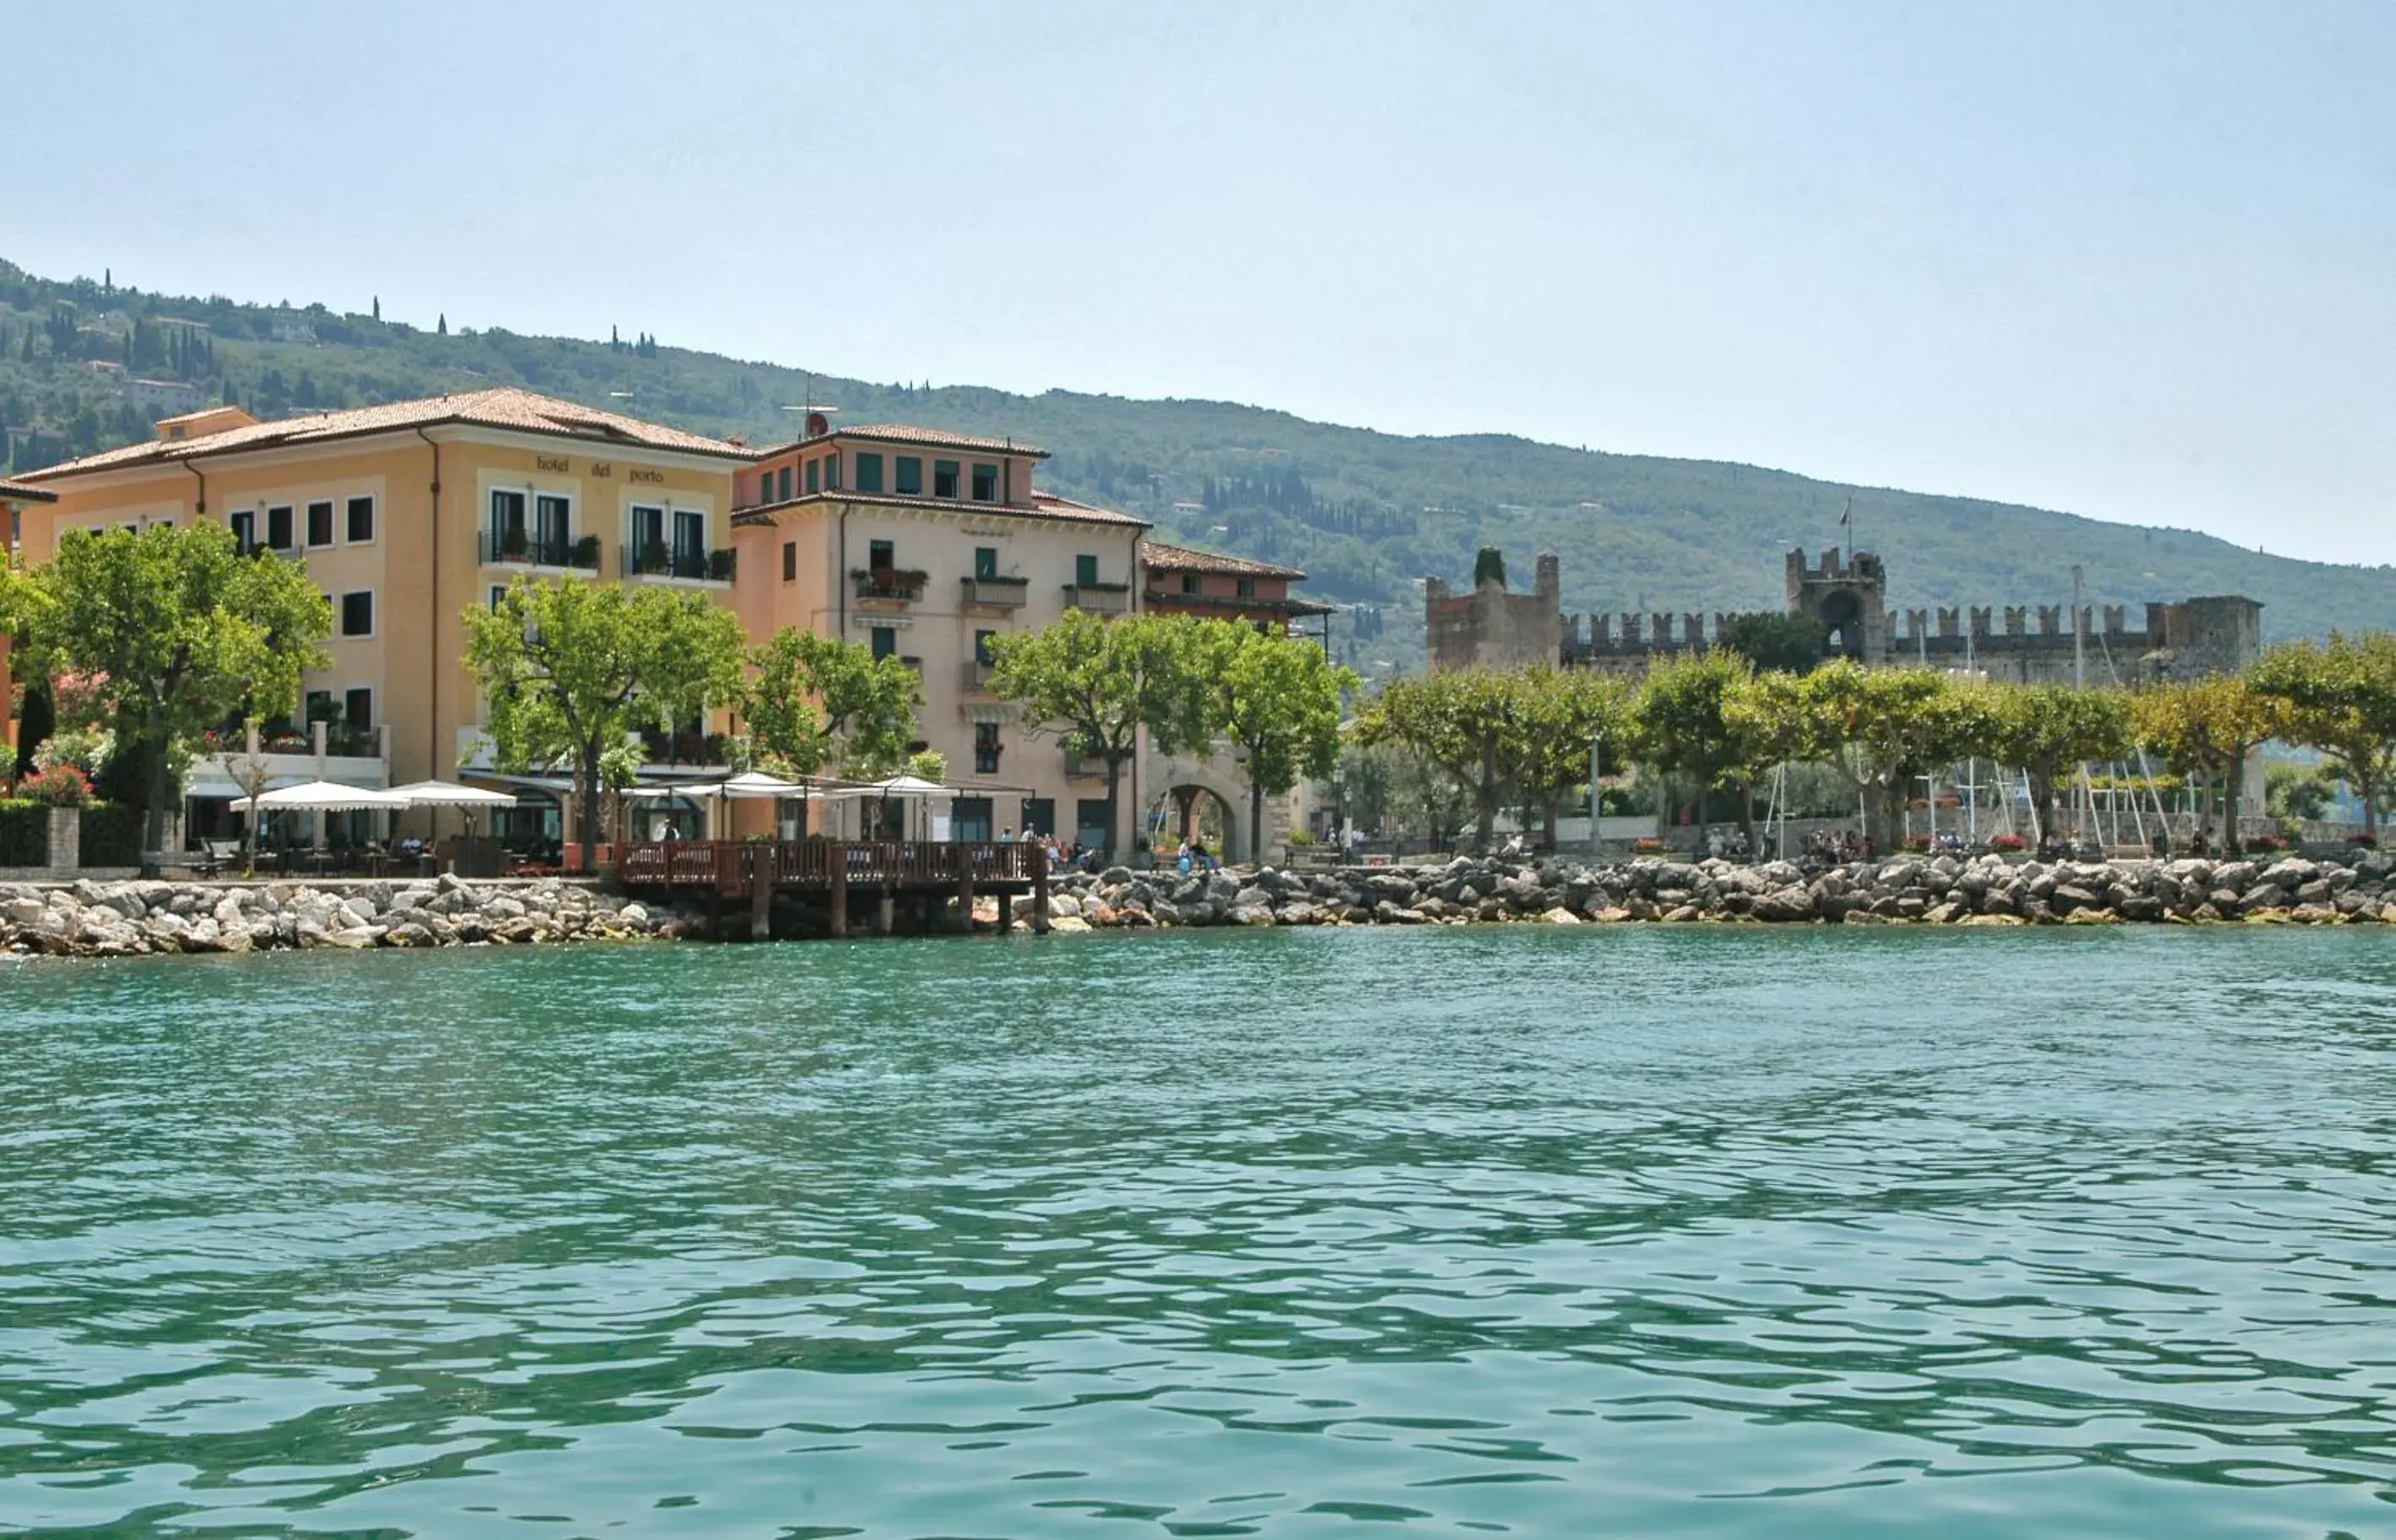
[4,257,2388,675]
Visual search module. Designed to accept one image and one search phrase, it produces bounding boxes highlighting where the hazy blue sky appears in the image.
[14,2,2391,563]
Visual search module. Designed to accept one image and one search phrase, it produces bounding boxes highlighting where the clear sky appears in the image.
[14,2,2392,563]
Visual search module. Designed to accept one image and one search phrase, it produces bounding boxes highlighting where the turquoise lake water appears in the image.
[2,927,2393,1537]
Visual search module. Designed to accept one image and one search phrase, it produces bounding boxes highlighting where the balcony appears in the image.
[852,567,928,603]
[623,543,736,584]
[481,529,602,572]
[1064,748,1107,780]
[1063,582,1132,614]
[962,657,998,693]
[960,575,1029,609]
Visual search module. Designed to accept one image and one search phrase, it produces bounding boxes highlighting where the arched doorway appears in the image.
[1149,783,1238,863]
[1819,590,1866,659]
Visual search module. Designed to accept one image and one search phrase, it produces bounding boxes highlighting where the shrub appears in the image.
[22,764,93,807]
[2245,833,2285,852]
[33,724,114,776]
[1631,836,1671,854]
[1990,833,2029,852]
[2349,833,2378,848]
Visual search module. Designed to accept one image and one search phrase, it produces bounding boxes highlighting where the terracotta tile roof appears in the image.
[19,388,754,480]
[1139,540,1306,580]
[734,488,1146,530]
[1148,589,1335,619]
[0,478,57,503]
[756,424,1050,459]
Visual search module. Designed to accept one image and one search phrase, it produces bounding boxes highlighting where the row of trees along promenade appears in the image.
[1359,638,2396,857]
[3,520,2388,874]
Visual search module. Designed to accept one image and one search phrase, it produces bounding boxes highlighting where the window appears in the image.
[346,494,375,543]
[266,505,294,550]
[933,460,960,498]
[805,458,819,494]
[344,688,373,730]
[974,546,999,580]
[340,590,375,637]
[230,510,256,552]
[868,538,895,571]
[630,504,666,569]
[535,493,571,557]
[895,456,922,494]
[489,585,508,612]
[952,794,993,841]
[304,689,333,727]
[673,510,706,576]
[870,626,897,661]
[971,462,998,502]
[1075,799,1113,850]
[1182,574,1200,595]
[1236,577,1256,599]
[973,723,1002,775]
[776,465,792,502]
[855,452,884,494]
[306,500,334,548]
[973,629,998,663]
[1020,797,1055,838]
[490,489,527,557]
[1075,553,1100,586]
[782,541,798,582]
[825,454,841,491]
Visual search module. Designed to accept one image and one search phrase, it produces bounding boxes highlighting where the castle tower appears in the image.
[1784,548,1889,664]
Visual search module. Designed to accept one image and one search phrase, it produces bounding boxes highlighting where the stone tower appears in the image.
[1785,548,1889,664]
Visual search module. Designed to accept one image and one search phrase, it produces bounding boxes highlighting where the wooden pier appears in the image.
[612,840,1050,938]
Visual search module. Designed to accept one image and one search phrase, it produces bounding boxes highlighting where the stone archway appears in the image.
[1819,589,1866,659]
[1151,782,1239,863]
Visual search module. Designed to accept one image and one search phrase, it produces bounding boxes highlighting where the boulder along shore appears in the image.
[1025,850,2396,931]
[4,851,2393,957]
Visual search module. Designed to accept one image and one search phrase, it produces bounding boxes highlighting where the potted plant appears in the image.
[639,538,669,575]
[499,523,529,560]
[573,533,602,570]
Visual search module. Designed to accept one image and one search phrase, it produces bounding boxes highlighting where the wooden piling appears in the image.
[828,845,848,937]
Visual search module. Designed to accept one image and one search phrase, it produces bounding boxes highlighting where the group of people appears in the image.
[1804,827,1875,862]
[996,829,1106,873]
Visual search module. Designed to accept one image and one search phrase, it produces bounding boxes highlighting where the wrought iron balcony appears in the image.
[481,529,602,571]
[852,567,928,602]
[624,543,735,583]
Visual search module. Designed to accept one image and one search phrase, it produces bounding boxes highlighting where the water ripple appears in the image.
[2,928,2394,1535]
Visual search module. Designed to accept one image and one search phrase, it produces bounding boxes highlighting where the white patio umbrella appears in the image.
[388,779,520,843]
[387,780,519,809]
[230,780,412,813]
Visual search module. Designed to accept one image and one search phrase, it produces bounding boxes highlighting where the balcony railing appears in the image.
[481,529,602,570]
[962,658,997,692]
[623,544,736,583]
[1063,582,1132,614]
[960,575,1029,608]
[852,568,928,602]
[1064,749,1107,780]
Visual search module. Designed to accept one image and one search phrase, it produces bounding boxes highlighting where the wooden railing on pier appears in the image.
[614,839,1045,894]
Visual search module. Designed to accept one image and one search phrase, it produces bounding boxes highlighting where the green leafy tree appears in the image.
[744,629,920,780]
[2248,633,2396,840]
[987,609,1209,857]
[2131,676,2280,851]
[1357,669,1518,851]
[2264,760,2341,826]
[1500,667,1632,850]
[1714,613,1829,675]
[1631,651,1759,851]
[463,576,746,868]
[1193,622,1357,861]
[1473,547,1507,589]
[1785,661,1998,852]
[0,522,331,867]
[1987,684,2133,841]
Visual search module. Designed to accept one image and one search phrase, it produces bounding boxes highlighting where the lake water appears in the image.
[3,928,2393,1537]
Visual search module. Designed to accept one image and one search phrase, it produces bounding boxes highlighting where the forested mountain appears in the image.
[4,257,2388,675]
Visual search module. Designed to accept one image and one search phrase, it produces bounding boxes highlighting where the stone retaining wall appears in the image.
[0,875,690,957]
[1014,851,2396,931]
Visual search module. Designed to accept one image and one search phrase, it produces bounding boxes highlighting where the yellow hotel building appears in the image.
[14,391,750,831]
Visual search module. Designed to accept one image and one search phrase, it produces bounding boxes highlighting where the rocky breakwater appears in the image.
[1023,851,2396,930]
[0,875,686,958]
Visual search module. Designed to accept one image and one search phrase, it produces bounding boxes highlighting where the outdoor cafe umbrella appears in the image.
[859,773,948,841]
[229,780,413,813]
[387,778,519,840]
